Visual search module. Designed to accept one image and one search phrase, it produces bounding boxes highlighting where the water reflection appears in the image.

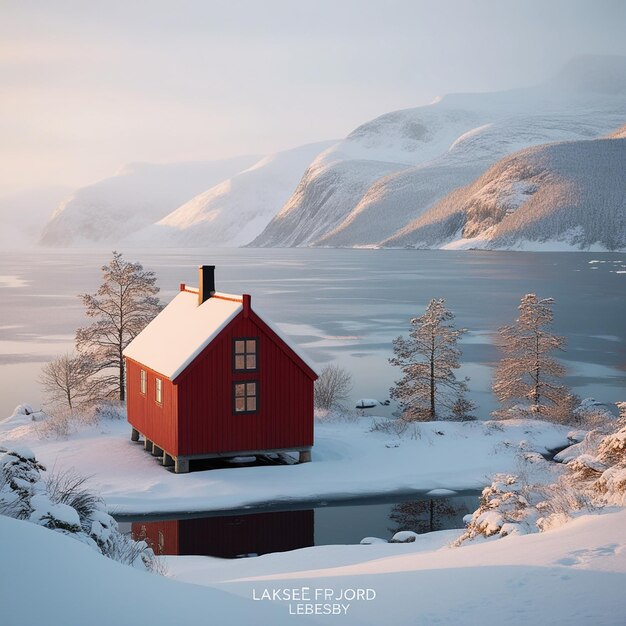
[127,494,478,559]
[132,510,314,559]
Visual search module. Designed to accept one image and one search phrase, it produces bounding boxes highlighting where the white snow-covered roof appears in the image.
[123,289,318,380]
[123,290,242,380]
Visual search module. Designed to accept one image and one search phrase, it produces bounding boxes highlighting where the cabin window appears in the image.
[140,369,147,395]
[158,530,164,553]
[233,381,258,413]
[155,378,162,404]
[233,337,258,371]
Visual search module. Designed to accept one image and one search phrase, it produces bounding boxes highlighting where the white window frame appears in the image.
[140,369,147,395]
[155,378,162,404]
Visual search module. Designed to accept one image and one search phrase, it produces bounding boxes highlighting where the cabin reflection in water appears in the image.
[132,509,314,558]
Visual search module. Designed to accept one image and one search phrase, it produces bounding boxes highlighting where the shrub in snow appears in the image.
[314,364,353,411]
[314,407,360,423]
[0,447,46,518]
[592,420,626,505]
[457,402,626,547]
[595,424,626,466]
[360,536,387,545]
[35,401,126,440]
[534,477,593,531]
[370,417,409,437]
[571,398,615,430]
[0,447,159,572]
[38,352,98,411]
[455,474,539,543]
[555,403,626,506]
[594,466,626,506]
[369,418,423,441]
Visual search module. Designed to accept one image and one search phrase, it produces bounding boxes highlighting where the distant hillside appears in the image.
[0,185,71,247]
[39,157,258,246]
[127,141,334,247]
[383,134,626,251]
[251,55,626,249]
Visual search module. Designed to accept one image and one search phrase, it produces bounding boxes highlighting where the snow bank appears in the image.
[1,412,570,515]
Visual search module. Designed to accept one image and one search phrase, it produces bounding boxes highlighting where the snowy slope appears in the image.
[251,56,626,248]
[2,479,625,626]
[0,514,289,626]
[385,134,626,251]
[39,156,259,246]
[127,141,334,247]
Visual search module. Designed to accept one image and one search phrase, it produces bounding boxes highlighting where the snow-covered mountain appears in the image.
[126,141,334,247]
[383,130,626,251]
[39,157,259,246]
[251,56,626,248]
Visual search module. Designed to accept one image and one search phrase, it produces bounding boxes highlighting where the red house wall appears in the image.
[176,309,315,457]
[126,358,178,454]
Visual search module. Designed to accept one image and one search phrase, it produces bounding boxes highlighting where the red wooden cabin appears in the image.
[123,265,317,473]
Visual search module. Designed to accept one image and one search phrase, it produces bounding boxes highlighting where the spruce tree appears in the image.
[389,298,473,421]
[492,294,568,419]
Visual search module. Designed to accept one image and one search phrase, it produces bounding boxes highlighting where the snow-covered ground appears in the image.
[0,412,570,515]
[2,410,625,625]
[164,508,626,625]
[1,487,625,625]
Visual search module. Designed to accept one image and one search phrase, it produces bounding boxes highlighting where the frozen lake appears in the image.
[0,248,624,418]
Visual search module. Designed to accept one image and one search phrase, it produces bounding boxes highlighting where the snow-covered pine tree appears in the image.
[389,298,473,421]
[76,252,162,401]
[492,294,568,420]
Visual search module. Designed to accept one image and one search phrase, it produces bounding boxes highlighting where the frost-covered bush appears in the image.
[0,446,159,572]
[370,417,409,437]
[315,407,360,423]
[454,475,538,543]
[0,447,46,518]
[460,401,626,546]
[592,420,626,505]
[314,364,353,411]
[534,478,593,531]
[369,418,423,440]
[35,401,126,440]
[555,403,626,505]
[571,398,616,430]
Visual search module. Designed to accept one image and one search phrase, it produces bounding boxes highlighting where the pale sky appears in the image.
[2,0,626,194]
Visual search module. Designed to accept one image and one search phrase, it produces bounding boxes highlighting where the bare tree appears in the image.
[76,252,162,401]
[492,294,568,420]
[38,353,96,410]
[314,364,353,410]
[389,298,473,421]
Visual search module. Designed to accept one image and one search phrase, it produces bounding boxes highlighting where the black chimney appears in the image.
[198,265,215,305]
